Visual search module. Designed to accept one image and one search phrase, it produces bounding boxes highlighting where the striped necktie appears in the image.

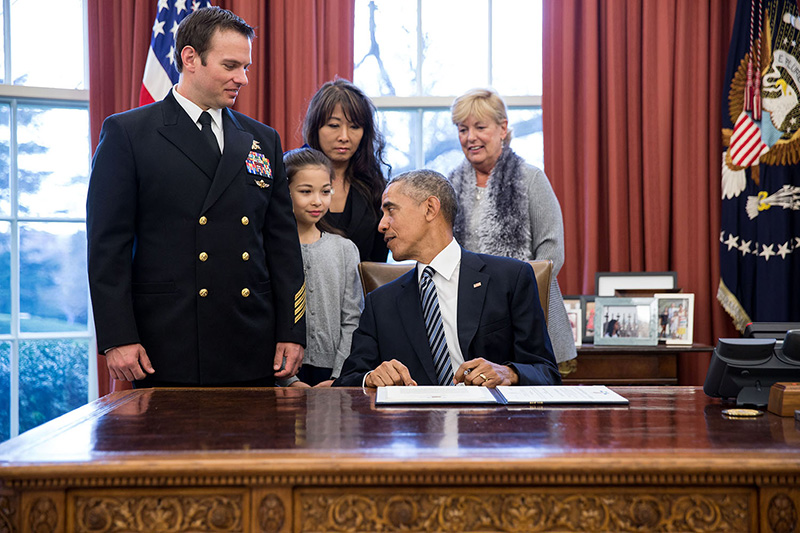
[419,266,454,386]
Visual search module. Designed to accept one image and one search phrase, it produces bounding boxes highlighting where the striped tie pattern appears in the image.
[419,267,454,386]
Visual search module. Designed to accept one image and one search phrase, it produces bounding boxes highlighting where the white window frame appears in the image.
[359,0,543,169]
[0,0,95,440]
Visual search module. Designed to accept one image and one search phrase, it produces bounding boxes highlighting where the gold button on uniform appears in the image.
[241,216,249,226]
[241,288,250,297]
[199,252,208,262]
[199,216,208,225]
[242,251,250,261]
[199,289,209,297]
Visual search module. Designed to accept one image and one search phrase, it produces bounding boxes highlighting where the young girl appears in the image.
[283,147,364,387]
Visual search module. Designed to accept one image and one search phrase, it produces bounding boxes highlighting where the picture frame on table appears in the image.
[580,295,596,344]
[594,297,659,346]
[562,296,582,347]
[595,271,678,297]
[654,293,695,345]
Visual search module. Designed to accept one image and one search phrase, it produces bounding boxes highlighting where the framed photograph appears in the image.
[595,272,678,296]
[594,297,658,346]
[654,293,695,345]
[580,295,596,344]
[562,296,582,347]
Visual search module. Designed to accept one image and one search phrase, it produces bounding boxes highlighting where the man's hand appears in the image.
[274,342,304,378]
[105,343,155,381]
[314,379,334,387]
[453,358,519,387]
[365,359,417,387]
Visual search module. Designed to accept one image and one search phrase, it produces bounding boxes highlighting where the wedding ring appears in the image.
[479,373,488,382]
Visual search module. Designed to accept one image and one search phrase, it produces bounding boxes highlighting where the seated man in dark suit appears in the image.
[333,169,561,388]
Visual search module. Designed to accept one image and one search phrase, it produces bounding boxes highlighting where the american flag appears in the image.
[139,0,214,106]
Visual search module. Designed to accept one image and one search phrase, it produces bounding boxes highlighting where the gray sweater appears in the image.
[299,232,364,378]
[451,149,577,364]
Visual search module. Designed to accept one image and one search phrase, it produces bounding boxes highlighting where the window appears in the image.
[0,0,94,442]
[353,0,544,176]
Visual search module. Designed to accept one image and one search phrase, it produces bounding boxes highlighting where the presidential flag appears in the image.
[720,0,800,331]
[139,0,214,106]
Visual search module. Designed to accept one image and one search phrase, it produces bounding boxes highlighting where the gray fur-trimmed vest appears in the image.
[450,145,532,260]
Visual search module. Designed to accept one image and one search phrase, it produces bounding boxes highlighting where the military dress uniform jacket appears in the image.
[87,92,306,385]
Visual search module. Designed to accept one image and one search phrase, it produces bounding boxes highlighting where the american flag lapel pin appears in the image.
[473,282,482,288]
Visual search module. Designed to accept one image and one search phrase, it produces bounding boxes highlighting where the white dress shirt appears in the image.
[172,86,224,153]
[417,238,465,373]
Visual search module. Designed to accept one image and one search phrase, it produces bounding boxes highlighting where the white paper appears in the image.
[496,385,629,405]
[376,386,498,404]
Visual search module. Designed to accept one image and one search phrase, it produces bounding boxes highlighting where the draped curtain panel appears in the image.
[87,0,354,395]
[543,0,739,384]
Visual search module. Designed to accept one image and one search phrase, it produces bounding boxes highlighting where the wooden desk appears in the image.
[566,343,714,385]
[1,387,798,533]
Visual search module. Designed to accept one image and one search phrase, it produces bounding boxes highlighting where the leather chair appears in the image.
[357,260,553,321]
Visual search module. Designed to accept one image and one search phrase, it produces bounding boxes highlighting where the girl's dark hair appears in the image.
[302,79,389,207]
[283,147,344,237]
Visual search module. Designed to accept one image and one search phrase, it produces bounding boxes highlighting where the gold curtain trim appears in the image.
[717,279,751,333]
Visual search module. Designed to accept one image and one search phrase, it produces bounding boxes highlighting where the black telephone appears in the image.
[703,327,800,407]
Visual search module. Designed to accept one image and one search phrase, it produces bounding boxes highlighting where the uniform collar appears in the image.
[171,86,223,130]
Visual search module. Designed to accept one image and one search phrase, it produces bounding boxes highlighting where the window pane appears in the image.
[422,110,462,175]
[421,0,488,96]
[17,106,90,218]
[0,104,9,215]
[0,222,9,335]
[354,0,417,96]
[0,4,5,84]
[377,110,417,175]
[20,222,88,333]
[0,342,9,442]
[508,107,544,171]
[492,0,543,95]
[19,339,88,433]
[11,0,85,89]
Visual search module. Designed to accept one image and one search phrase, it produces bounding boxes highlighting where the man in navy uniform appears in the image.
[334,170,559,388]
[87,7,305,387]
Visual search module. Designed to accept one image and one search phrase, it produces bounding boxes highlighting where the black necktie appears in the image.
[198,111,221,159]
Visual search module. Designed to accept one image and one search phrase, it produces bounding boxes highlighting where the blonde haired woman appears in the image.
[448,88,577,372]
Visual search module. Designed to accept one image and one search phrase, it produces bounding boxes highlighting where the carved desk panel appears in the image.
[0,386,797,532]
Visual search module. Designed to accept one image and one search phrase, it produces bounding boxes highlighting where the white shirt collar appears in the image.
[171,86,223,130]
[417,238,461,281]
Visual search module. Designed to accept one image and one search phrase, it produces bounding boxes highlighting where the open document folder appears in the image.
[375,385,629,406]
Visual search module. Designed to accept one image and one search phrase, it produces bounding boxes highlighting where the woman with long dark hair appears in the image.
[302,79,389,262]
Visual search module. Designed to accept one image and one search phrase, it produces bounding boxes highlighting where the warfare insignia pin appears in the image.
[251,140,261,150]
[254,179,269,188]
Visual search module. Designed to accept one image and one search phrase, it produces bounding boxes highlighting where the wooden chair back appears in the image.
[357,259,553,321]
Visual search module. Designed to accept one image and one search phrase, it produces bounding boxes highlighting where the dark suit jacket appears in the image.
[87,92,306,385]
[334,249,561,386]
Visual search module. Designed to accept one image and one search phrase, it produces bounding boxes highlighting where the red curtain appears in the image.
[87,0,354,395]
[543,0,740,384]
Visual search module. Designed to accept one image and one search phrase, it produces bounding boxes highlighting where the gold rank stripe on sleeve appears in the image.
[294,283,306,323]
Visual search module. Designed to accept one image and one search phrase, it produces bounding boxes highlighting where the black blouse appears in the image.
[323,184,388,262]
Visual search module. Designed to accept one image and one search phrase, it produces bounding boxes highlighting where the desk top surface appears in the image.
[1,387,797,477]
[576,343,714,353]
